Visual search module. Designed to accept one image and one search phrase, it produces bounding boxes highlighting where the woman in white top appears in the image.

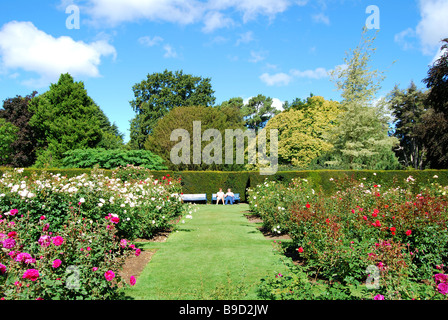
[216,188,225,205]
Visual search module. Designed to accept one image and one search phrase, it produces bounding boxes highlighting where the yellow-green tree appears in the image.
[263,96,342,168]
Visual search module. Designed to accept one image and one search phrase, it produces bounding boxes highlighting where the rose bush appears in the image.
[0,166,190,300]
[0,206,139,300]
[0,166,185,240]
[251,175,448,300]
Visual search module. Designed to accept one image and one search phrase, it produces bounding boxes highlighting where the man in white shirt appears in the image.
[225,188,235,205]
[216,188,225,205]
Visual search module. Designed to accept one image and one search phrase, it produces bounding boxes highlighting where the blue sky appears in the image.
[1,0,447,142]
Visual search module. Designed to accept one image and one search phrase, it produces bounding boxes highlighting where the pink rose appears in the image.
[38,235,51,248]
[438,283,448,295]
[0,263,6,275]
[15,252,35,264]
[2,238,16,249]
[130,276,136,286]
[22,269,40,281]
[52,236,64,246]
[373,294,385,300]
[52,259,62,269]
[9,209,18,216]
[135,248,141,257]
[92,267,98,272]
[104,270,115,282]
[434,273,448,284]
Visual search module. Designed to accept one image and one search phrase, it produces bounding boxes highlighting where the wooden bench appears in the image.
[212,193,240,204]
[181,194,207,203]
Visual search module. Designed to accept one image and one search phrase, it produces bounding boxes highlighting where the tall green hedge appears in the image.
[1,167,447,202]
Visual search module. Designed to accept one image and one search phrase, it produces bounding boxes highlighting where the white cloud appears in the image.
[202,11,234,33]
[211,0,291,22]
[394,28,416,50]
[272,98,284,111]
[431,47,447,65]
[312,13,330,25]
[290,67,329,79]
[138,35,164,47]
[0,21,116,88]
[395,0,448,59]
[236,31,254,45]
[79,0,292,32]
[260,66,334,86]
[85,0,204,26]
[249,50,268,63]
[415,0,448,55]
[260,72,293,86]
[163,44,178,58]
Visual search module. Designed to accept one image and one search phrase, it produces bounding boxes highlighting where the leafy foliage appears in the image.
[387,82,429,169]
[145,105,246,171]
[421,38,448,169]
[28,74,104,168]
[61,148,167,170]
[325,28,399,170]
[263,96,342,168]
[0,92,38,167]
[129,70,216,149]
[241,94,280,130]
[0,119,19,166]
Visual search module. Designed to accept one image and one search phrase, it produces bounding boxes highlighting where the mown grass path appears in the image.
[125,203,290,300]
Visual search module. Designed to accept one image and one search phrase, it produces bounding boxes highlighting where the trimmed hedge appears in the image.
[248,170,448,196]
[1,167,447,202]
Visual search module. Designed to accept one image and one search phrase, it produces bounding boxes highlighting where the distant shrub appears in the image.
[61,148,167,170]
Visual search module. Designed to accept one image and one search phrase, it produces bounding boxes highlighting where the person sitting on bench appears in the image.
[216,188,225,205]
[225,188,235,205]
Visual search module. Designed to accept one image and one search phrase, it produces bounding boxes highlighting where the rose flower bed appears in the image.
[0,166,186,300]
[249,175,448,300]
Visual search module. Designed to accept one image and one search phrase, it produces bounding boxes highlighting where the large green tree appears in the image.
[0,92,38,167]
[325,28,400,170]
[422,38,448,169]
[28,74,106,167]
[0,119,19,166]
[242,94,280,130]
[145,105,245,171]
[387,82,428,169]
[129,70,216,149]
[95,108,125,150]
[263,96,342,168]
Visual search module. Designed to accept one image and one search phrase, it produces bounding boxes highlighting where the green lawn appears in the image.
[124,203,290,300]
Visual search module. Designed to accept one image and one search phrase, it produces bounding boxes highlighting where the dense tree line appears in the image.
[0,31,447,171]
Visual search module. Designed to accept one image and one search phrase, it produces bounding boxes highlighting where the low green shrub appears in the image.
[61,148,167,170]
